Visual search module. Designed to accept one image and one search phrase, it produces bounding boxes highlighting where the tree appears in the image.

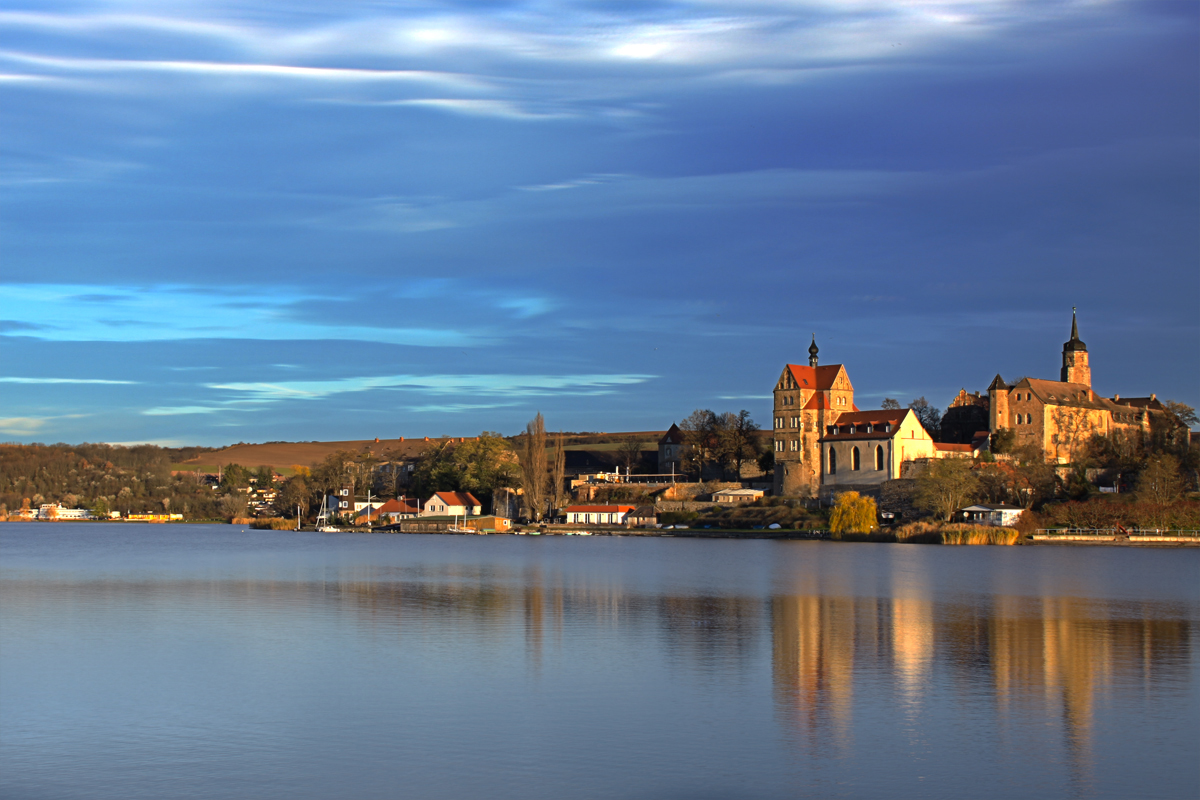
[717,410,761,478]
[219,463,251,490]
[219,493,248,520]
[757,448,774,476]
[881,398,902,410]
[680,409,719,478]
[830,491,878,535]
[252,465,275,489]
[1136,455,1183,506]
[914,458,979,521]
[409,434,518,505]
[274,475,312,517]
[990,427,1016,454]
[1050,406,1098,464]
[1163,400,1198,428]
[619,437,643,474]
[908,397,942,440]
[517,413,548,520]
[551,432,566,514]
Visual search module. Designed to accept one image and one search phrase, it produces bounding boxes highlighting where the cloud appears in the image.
[207,373,656,403]
[0,377,137,385]
[0,414,87,435]
[0,416,49,435]
[0,320,50,333]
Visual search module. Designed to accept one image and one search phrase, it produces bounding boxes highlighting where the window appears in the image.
[851,447,860,471]
[775,440,783,452]
[775,417,783,429]
[875,445,884,471]
[828,447,837,474]
[790,440,799,452]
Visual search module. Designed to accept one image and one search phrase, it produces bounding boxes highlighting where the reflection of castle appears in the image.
[769,585,1191,769]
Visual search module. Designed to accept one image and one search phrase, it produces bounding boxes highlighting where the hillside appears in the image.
[176,432,673,471]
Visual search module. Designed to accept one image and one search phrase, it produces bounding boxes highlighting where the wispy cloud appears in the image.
[0,414,87,435]
[0,377,136,385]
[208,373,656,403]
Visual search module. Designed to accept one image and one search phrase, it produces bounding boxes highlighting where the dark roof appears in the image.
[1063,309,1087,352]
[659,423,683,445]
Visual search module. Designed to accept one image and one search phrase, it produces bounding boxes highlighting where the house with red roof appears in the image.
[421,491,482,518]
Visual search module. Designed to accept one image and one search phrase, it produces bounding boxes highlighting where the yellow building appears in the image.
[988,310,1188,463]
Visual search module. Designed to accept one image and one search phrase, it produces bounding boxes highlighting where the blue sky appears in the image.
[1,0,1196,446]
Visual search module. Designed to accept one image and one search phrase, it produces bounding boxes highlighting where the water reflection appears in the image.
[2,529,1196,800]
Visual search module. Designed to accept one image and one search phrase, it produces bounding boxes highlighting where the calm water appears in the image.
[1,524,1197,800]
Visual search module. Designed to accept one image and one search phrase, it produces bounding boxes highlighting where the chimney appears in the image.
[399,437,404,442]
[424,437,429,442]
[1113,394,1119,401]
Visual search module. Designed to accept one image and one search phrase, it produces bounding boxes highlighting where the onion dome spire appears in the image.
[808,333,819,367]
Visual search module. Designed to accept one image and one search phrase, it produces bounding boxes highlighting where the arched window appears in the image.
[828,447,837,474]
[851,446,860,471]
[875,445,884,471]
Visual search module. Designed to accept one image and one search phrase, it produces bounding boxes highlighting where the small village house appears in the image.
[565,505,636,525]
[959,504,1023,527]
[422,491,482,517]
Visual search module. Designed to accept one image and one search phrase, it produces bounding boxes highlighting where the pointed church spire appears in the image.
[1070,306,1079,342]
[808,333,819,367]
[1064,307,1086,352]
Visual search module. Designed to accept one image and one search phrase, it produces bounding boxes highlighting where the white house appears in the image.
[959,504,1023,527]
[422,491,482,517]
[36,504,93,520]
[712,488,764,504]
[564,505,636,525]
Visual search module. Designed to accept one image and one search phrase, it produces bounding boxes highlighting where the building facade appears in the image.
[988,311,1189,463]
[772,336,857,496]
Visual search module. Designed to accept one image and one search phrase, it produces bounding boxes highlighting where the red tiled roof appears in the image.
[432,491,481,507]
[377,498,420,514]
[819,410,910,440]
[803,393,832,410]
[934,443,975,453]
[785,364,843,391]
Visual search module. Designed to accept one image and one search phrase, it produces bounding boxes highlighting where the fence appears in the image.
[1033,528,1200,543]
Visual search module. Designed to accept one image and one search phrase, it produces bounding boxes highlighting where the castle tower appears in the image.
[1060,308,1091,387]
[808,334,819,367]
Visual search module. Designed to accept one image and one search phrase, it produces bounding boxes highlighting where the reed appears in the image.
[250,517,297,530]
[894,521,1019,545]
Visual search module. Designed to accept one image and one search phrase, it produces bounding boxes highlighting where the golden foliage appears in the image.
[830,491,878,537]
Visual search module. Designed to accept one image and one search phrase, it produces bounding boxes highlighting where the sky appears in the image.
[1,0,1197,446]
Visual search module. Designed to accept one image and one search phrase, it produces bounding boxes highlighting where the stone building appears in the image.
[987,310,1189,463]
[771,336,856,496]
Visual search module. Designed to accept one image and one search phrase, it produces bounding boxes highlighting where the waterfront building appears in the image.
[987,310,1189,463]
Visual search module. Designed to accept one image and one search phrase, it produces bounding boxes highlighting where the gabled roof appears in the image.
[659,423,683,445]
[820,410,910,440]
[782,363,845,391]
[1018,378,1116,411]
[934,443,975,453]
[377,497,420,514]
[431,491,481,507]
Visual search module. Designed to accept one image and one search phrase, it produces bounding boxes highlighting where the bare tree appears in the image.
[618,437,643,474]
[1050,406,1098,464]
[518,413,548,520]
[1136,455,1183,506]
[718,410,761,478]
[881,398,902,410]
[908,397,942,440]
[551,432,566,514]
[1163,400,1198,428]
[680,409,718,478]
[914,458,979,521]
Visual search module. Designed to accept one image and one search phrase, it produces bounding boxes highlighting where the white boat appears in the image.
[315,496,340,533]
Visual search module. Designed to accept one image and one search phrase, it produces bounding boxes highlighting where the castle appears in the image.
[987,310,1188,462]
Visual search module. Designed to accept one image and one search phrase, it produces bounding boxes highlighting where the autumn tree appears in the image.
[990,427,1017,454]
[1163,400,1198,428]
[914,458,979,521]
[517,413,548,520]
[830,491,878,535]
[274,475,312,517]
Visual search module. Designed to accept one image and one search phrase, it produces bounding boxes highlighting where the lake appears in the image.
[1,523,1196,799]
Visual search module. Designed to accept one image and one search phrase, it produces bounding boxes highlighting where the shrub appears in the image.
[830,492,878,538]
